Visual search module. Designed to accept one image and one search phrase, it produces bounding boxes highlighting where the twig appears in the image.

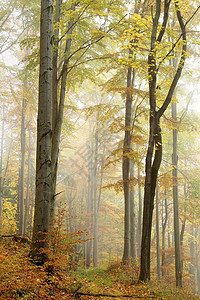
[72,284,82,297]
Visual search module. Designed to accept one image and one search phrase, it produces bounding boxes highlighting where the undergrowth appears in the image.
[0,238,200,299]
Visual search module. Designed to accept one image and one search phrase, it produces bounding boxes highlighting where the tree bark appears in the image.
[137,167,142,257]
[50,0,62,223]
[139,0,162,281]
[171,58,182,287]
[139,117,162,281]
[86,122,93,268]
[24,128,31,234]
[139,0,186,282]
[93,125,98,267]
[161,192,168,277]
[122,48,134,263]
[0,106,4,229]
[130,160,136,261]
[29,0,53,265]
[50,2,75,222]
[189,226,195,291]
[19,98,26,235]
[156,186,161,279]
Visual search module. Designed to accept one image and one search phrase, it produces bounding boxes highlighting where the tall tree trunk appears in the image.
[24,129,31,234]
[137,167,142,257]
[50,1,75,222]
[122,48,134,263]
[161,191,168,277]
[180,182,187,246]
[93,126,98,267]
[139,1,162,281]
[156,186,161,279]
[196,229,200,295]
[171,92,182,287]
[139,0,186,282]
[139,117,162,281]
[50,0,62,223]
[130,160,136,260]
[19,98,26,235]
[29,0,53,265]
[86,123,93,268]
[189,226,196,291]
[0,106,4,229]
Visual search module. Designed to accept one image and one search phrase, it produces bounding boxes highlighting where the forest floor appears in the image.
[0,237,199,300]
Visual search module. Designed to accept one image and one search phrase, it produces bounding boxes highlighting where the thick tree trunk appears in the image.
[29,0,53,265]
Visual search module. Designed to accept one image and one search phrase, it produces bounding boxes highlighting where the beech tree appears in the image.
[139,0,187,282]
[50,0,126,222]
[29,0,53,264]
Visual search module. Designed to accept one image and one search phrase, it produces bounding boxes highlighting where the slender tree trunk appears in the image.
[86,123,93,268]
[139,118,162,281]
[93,126,98,267]
[50,0,62,223]
[156,187,161,279]
[139,0,186,282]
[17,168,21,230]
[24,129,31,234]
[180,182,187,246]
[19,98,26,235]
[130,160,136,261]
[122,48,134,263]
[0,106,4,229]
[189,226,196,291]
[171,96,182,287]
[197,264,200,296]
[137,167,142,257]
[161,192,168,277]
[50,2,75,222]
[196,229,200,295]
[139,1,162,281]
[29,0,53,265]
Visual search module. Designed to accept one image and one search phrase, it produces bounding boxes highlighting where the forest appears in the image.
[1,0,200,299]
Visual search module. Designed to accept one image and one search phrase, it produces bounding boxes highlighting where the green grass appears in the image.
[72,263,200,300]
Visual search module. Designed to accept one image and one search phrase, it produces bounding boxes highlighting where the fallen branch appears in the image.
[0,234,31,244]
[74,291,162,299]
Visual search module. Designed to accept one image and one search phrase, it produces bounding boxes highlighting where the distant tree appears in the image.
[18,96,26,235]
